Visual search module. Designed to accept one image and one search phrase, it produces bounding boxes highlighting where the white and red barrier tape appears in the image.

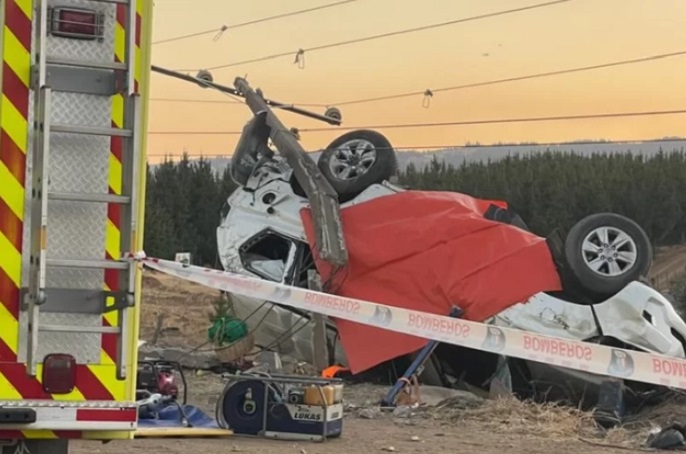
[128,253,686,390]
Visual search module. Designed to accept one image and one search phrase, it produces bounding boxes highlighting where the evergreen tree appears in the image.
[141,147,686,265]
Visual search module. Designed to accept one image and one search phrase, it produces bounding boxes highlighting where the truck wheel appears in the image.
[317,130,397,202]
[564,213,652,297]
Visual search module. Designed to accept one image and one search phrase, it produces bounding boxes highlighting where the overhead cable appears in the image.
[147,108,686,135]
[153,0,360,45]
[152,49,686,109]
[330,49,686,106]
[178,0,574,71]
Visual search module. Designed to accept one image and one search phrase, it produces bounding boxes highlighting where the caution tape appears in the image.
[133,255,686,390]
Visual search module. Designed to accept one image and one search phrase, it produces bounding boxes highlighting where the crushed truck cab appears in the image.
[0,0,153,452]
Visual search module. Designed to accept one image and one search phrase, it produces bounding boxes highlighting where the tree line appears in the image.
[144,148,686,267]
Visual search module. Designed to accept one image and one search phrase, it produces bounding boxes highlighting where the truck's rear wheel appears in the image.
[564,213,652,298]
[317,130,398,202]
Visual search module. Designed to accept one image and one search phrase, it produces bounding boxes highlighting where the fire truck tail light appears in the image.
[42,353,77,394]
[49,8,103,41]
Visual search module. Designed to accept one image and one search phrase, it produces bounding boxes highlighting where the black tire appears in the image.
[317,130,398,202]
[564,213,652,297]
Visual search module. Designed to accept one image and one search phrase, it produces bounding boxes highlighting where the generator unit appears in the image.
[217,373,344,441]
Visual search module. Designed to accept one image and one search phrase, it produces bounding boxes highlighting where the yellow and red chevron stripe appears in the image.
[0,0,31,362]
[102,1,144,377]
[0,1,151,435]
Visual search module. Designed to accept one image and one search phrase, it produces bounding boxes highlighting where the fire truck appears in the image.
[0,0,153,452]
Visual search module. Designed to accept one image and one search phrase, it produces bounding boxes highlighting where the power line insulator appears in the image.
[213,25,229,41]
[325,107,342,122]
[294,49,306,69]
[423,89,434,108]
[196,69,214,87]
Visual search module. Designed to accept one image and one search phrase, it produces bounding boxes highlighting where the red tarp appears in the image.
[300,190,563,374]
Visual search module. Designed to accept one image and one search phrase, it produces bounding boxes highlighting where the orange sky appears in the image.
[147,0,686,162]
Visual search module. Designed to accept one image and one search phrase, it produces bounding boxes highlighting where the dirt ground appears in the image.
[67,270,686,453]
[68,423,641,454]
[69,373,670,454]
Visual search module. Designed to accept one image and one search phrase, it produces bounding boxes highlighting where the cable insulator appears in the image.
[294,49,306,69]
[423,89,434,108]
[213,25,229,42]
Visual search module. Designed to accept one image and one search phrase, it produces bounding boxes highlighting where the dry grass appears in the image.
[433,396,656,450]
[440,396,596,439]
[139,270,222,348]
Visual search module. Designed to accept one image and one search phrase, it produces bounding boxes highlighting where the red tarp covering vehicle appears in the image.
[301,190,563,373]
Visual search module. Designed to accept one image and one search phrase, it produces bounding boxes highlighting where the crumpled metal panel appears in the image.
[18,0,118,365]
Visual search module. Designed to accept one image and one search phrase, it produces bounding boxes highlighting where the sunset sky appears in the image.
[147,0,686,161]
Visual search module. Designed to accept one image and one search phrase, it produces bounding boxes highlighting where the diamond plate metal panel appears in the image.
[46,0,116,65]
[18,313,102,364]
[18,0,119,365]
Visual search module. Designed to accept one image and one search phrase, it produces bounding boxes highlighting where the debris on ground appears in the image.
[646,424,686,450]
[136,273,686,452]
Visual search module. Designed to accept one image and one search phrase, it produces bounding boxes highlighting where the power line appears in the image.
[330,49,686,106]
[147,108,686,135]
[153,49,686,109]
[149,97,328,108]
[179,0,573,72]
[145,137,686,158]
[299,109,686,133]
[152,0,360,45]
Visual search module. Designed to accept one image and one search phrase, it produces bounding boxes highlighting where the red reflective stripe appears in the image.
[115,5,126,27]
[0,364,51,399]
[107,194,122,226]
[109,134,123,165]
[135,13,141,46]
[76,408,136,422]
[101,285,118,362]
[0,337,16,362]
[0,197,22,251]
[2,62,29,115]
[0,129,26,187]
[0,430,24,439]
[75,366,115,401]
[4,0,32,50]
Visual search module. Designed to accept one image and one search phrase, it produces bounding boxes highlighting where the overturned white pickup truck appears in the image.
[207,77,686,419]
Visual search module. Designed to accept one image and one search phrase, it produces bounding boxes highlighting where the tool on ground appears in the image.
[381,306,463,407]
[216,372,344,441]
[136,360,188,405]
[135,360,192,427]
[136,391,191,427]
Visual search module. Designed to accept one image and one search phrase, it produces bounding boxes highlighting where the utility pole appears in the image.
[234,77,348,268]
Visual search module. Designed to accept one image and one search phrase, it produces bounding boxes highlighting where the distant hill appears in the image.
[150,137,686,174]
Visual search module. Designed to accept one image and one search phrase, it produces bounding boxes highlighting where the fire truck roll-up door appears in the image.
[0,0,153,443]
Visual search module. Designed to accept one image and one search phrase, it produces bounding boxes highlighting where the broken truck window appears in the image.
[240,231,292,282]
